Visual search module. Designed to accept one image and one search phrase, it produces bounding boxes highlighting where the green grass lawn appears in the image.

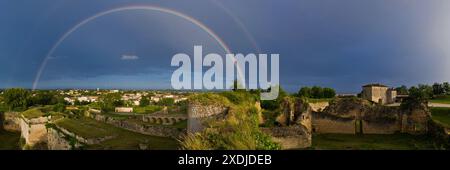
[312,134,437,150]
[55,117,179,150]
[102,112,133,120]
[21,108,46,119]
[430,107,450,128]
[0,130,20,150]
[430,95,450,104]
[308,98,333,103]
[56,117,114,138]
[86,131,179,150]
[133,105,163,114]
[21,106,64,119]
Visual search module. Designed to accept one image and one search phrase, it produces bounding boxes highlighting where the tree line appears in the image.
[297,86,336,99]
[396,82,450,109]
[1,88,66,111]
[395,82,450,97]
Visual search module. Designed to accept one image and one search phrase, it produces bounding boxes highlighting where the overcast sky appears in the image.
[1,0,450,93]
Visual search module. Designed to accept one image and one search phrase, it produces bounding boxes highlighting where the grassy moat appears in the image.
[0,129,20,150]
[55,117,179,150]
[312,134,437,150]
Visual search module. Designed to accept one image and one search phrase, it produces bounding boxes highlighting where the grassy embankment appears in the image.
[133,105,163,114]
[21,107,65,120]
[181,91,280,150]
[54,117,179,149]
[430,107,450,128]
[430,95,450,104]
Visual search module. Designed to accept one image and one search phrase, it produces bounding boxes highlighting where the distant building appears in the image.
[115,107,133,113]
[175,97,188,103]
[151,96,160,102]
[64,97,75,105]
[163,95,174,98]
[361,83,397,104]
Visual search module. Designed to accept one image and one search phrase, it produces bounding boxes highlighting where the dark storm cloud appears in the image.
[0,0,449,92]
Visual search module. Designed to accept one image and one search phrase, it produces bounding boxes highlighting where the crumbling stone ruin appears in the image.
[1,112,21,132]
[187,103,228,133]
[268,97,312,149]
[142,114,187,125]
[91,113,185,139]
[312,98,431,134]
[186,96,313,149]
[2,111,49,149]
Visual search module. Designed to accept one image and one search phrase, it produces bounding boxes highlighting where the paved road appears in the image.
[386,102,450,108]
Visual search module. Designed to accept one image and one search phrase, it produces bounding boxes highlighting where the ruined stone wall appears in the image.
[187,104,228,133]
[312,98,432,135]
[47,128,73,150]
[309,102,329,112]
[47,125,110,150]
[400,108,431,134]
[20,117,48,146]
[2,112,21,132]
[262,97,313,149]
[362,121,399,134]
[312,113,355,134]
[92,114,184,138]
[261,126,311,149]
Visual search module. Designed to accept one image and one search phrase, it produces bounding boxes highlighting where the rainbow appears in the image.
[211,0,261,53]
[32,4,245,90]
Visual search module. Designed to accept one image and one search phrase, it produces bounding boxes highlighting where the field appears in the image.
[312,134,437,150]
[55,117,179,149]
[0,129,20,150]
[430,95,450,104]
[56,117,115,138]
[133,105,163,114]
[21,108,46,119]
[430,107,450,128]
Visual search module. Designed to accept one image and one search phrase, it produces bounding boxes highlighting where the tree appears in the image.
[323,88,336,98]
[395,85,408,95]
[401,86,431,109]
[52,103,66,112]
[443,82,450,94]
[159,98,175,106]
[311,86,324,98]
[418,84,433,98]
[2,88,30,111]
[99,93,123,112]
[30,91,59,106]
[432,83,445,96]
[297,87,311,98]
[140,96,150,107]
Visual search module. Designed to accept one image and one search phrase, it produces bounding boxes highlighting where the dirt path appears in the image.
[428,103,450,108]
